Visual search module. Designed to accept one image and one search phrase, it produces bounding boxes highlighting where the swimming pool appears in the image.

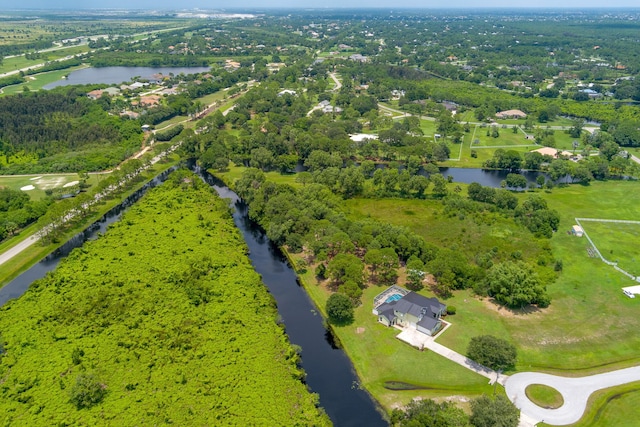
[385,294,402,304]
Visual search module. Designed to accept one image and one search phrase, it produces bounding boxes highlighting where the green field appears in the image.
[0,173,103,200]
[330,180,640,423]
[471,125,533,147]
[0,171,329,426]
[580,221,640,277]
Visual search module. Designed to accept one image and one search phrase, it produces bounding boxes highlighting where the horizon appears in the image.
[2,1,640,11]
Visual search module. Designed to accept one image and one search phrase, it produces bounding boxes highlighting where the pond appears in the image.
[43,66,211,89]
[438,167,547,188]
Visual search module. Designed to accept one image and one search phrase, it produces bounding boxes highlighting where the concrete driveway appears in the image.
[505,366,640,425]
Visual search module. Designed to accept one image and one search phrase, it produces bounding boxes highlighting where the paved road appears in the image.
[0,234,39,266]
[329,72,342,92]
[505,366,640,425]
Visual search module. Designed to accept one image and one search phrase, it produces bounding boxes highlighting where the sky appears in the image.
[2,0,640,9]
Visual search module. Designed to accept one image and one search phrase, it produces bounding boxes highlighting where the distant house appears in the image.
[579,89,603,99]
[495,109,527,119]
[103,87,121,96]
[87,89,104,100]
[373,286,446,336]
[278,89,297,96]
[349,54,369,62]
[139,95,161,107]
[531,147,573,158]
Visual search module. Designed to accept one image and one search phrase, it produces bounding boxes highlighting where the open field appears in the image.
[471,125,531,147]
[0,45,89,74]
[0,173,102,200]
[1,64,89,95]
[337,180,640,423]
[578,221,640,277]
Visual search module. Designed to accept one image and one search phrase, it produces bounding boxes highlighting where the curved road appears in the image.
[505,367,640,425]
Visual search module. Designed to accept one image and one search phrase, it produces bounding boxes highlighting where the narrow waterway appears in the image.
[193,165,388,427]
[0,164,388,426]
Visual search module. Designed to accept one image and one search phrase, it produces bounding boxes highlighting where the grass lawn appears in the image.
[419,119,438,136]
[0,173,102,200]
[295,263,494,409]
[1,65,89,95]
[472,125,533,147]
[580,221,640,277]
[441,126,537,167]
[568,381,640,427]
[526,384,564,409]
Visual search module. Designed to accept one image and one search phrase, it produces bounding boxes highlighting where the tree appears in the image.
[406,256,426,291]
[391,398,469,427]
[504,173,527,189]
[69,373,107,409]
[326,293,354,325]
[470,395,520,427]
[327,253,364,288]
[431,174,449,198]
[467,335,517,371]
[485,261,548,308]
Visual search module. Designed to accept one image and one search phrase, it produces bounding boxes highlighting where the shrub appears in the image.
[446,306,457,315]
[69,373,107,409]
[554,259,563,271]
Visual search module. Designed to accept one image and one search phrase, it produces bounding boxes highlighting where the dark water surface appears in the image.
[194,165,388,427]
[0,164,388,427]
[44,66,210,89]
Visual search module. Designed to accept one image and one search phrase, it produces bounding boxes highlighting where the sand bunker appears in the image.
[29,176,42,181]
[20,185,35,191]
[63,180,80,188]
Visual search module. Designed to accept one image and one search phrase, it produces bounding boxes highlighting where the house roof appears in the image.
[417,315,439,331]
[531,147,573,157]
[496,109,527,118]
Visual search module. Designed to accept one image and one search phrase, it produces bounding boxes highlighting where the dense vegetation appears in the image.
[0,89,143,173]
[390,395,519,427]
[0,171,329,426]
[0,187,50,240]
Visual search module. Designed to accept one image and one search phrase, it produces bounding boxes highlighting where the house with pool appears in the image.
[373,285,446,336]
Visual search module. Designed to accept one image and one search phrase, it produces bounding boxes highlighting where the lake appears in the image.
[43,66,211,89]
